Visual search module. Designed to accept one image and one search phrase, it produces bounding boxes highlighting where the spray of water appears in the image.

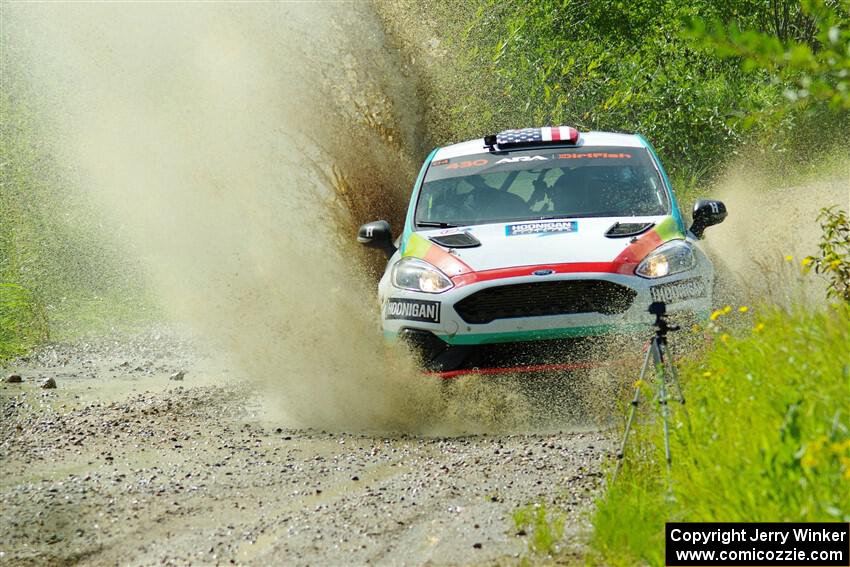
[7,3,841,433]
[3,2,458,431]
[1,0,551,434]
[702,160,848,308]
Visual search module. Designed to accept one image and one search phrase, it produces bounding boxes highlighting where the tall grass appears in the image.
[0,283,48,360]
[589,304,850,566]
[513,503,566,558]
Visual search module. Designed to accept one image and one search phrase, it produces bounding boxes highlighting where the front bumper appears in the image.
[381,271,711,347]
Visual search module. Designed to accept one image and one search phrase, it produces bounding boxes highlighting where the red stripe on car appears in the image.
[450,261,639,287]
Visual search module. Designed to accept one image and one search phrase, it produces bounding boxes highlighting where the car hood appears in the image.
[404,215,681,275]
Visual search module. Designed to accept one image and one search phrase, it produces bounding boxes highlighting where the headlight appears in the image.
[635,240,696,278]
[391,257,454,293]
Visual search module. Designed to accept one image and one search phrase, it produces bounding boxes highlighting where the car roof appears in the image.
[432,131,646,161]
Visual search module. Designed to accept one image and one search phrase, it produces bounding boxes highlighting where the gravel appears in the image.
[0,330,612,566]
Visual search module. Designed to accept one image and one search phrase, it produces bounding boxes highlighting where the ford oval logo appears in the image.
[532,269,555,276]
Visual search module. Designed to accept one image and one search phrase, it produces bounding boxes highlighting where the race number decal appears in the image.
[444,159,488,170]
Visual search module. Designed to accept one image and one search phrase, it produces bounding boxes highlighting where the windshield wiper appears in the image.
[417,221,461,228]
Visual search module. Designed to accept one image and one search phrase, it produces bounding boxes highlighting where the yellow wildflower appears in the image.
[801,452,818,468]
[722,305,732,314]
[709,309,724,321]
[800,437,826,469]
[804,436,829,465]
[753,322,766,333]
[720,333,730,344]
[702,371,712,378]
[634,379,646,389]
[784,255,793,262]
[830,259,842,270]
[738,306,749,313]
[802,257,814,267]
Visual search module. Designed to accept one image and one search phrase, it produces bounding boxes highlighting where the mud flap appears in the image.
[397,328,474,371]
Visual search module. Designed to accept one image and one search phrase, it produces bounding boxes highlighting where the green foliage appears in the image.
[512,503,565,557]
[466,1,769,180]
[590,305,850,565]
[382,0,850,190]
[588,459,672,567]
[804,207,850,302]
[0,83,154,353]
[419,0,810,184]
[687,0,850,112]
[0,283,48,361]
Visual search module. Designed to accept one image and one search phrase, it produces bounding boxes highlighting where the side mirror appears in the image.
[690,199,727,239]
[357,220,396,259]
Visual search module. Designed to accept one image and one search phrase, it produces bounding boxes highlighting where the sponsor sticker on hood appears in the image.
[505,220,578,237]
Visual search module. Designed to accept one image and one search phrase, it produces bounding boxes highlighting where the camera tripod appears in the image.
[613,301,688,482]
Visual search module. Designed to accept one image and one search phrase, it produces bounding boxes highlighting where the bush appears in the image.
[380,0,850,193]
[804,207,850,302]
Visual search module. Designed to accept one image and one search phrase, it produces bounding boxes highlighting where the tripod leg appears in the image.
[651,338,673,474]
[666,352,690,422]
[612,344,652,482]
[657,340,690,427]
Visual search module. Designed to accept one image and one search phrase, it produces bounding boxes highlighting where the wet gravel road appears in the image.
[0,331,612,566]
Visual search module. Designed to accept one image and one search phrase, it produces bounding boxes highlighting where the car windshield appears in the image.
[415,146,669,227]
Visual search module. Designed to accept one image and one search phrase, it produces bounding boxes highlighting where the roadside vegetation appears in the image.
[0,87,153,362]
[512,504,566,558]
[377,0,850,198]
[591,301,850,565]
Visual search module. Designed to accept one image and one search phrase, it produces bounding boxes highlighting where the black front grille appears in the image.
[454,280,636,324]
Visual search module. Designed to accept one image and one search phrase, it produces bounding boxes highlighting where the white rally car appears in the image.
[358,127,727,370]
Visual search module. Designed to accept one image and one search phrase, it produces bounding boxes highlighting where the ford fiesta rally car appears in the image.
[358,127,727,370]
